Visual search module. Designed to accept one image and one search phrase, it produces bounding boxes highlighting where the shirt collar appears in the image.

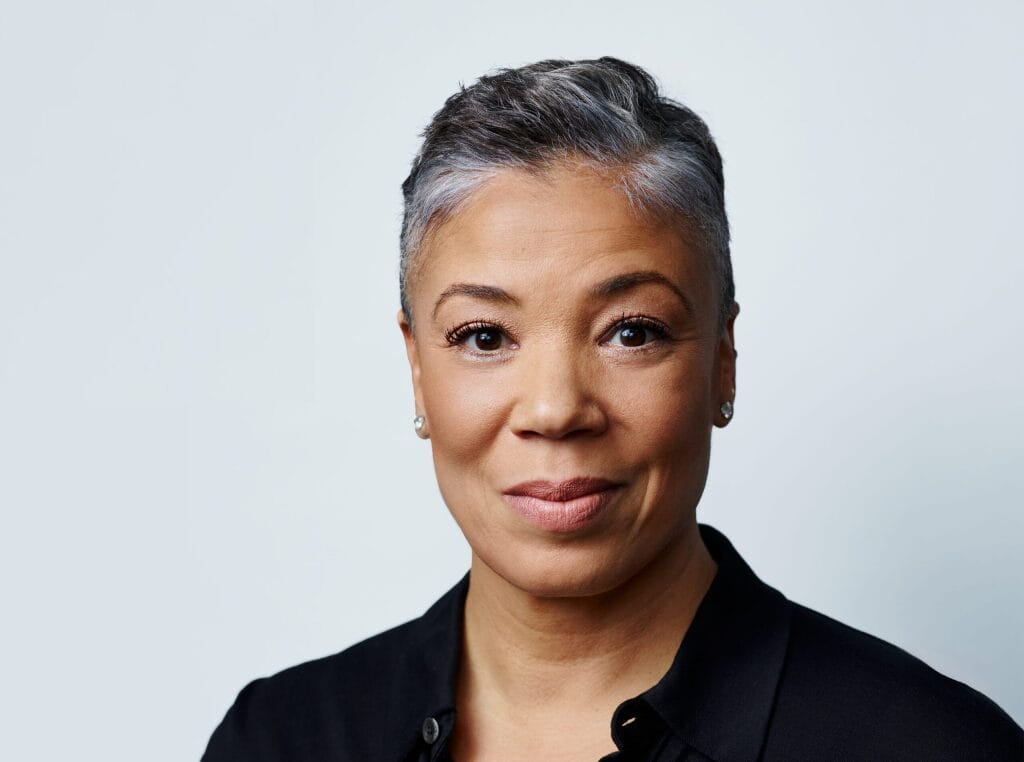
[390,569,468,760]
[640,523,793,762]
[392,522,792,762]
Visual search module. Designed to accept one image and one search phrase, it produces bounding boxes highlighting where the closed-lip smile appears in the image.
[502,477,623,533]
[504,477,620,501]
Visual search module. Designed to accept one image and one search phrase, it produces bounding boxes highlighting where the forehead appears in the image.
[413,161,714,310]
[430,162,670,252]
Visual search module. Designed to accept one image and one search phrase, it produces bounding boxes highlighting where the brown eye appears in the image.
[472,329,503,351]
[606,318,668,348]
[617,325,647,347]
[445,322,512,354]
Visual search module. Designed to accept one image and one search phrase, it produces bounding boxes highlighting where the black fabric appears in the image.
[202,523,1022,761]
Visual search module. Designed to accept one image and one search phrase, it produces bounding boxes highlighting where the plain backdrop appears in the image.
[1,1,1021,759]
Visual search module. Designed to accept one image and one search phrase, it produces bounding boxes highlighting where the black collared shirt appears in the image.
[202,524,1022,761]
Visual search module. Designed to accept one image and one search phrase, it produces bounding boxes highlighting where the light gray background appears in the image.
[1,1,1020,759]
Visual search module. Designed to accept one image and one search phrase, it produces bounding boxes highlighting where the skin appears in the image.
[399,159,739,761]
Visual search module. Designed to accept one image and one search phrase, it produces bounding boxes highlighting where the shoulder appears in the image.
[202,573,468,761]
[765,601,1022,760]
[200,618,422,762]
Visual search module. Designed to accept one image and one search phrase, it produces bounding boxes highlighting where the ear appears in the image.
[398,309,427,421]
[714,301,739,428]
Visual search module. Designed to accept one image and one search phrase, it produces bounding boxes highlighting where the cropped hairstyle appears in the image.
[399,56,734,330]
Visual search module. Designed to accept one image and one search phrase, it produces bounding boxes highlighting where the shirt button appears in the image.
[422,717,440,744]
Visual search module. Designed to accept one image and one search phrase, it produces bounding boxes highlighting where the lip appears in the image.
[502,477,622,533]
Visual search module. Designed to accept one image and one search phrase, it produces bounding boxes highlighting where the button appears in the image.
[422,717,440,744]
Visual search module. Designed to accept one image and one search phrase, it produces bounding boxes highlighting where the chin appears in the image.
[473,537,649,599]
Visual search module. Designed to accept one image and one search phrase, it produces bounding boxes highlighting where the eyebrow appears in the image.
[432,283,519,319]
[430,270,695,320]
[593,270,695,318]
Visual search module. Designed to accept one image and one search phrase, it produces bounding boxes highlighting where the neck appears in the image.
[458,521,718,713]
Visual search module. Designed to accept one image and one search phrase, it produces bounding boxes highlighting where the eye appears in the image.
[605,317,670,348]
[611,324,649,347]
[468,328,505,351]
[445,322,512,353]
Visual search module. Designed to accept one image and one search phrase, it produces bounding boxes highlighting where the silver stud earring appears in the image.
[413,415,428,439]
[720,401,734,421]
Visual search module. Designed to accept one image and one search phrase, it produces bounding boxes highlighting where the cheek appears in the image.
[610,358,715,525]
[418,356,513,549]
[419,355,507,473]
[611,357,714,453]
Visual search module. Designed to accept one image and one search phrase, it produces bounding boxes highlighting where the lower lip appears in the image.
[502,488,619,533]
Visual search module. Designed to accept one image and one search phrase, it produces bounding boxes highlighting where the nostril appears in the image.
[508,352,608,439]
[509,398,608,440]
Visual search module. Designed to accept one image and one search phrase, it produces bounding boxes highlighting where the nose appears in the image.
[508,340,608,440]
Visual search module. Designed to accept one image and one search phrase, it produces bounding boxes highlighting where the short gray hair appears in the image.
[399,56,734,329]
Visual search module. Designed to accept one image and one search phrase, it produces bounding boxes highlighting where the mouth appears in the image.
[502,477,623,533]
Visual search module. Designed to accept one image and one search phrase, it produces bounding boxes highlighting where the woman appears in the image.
[203,57,1021,761]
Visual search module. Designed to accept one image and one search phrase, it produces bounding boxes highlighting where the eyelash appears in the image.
[444,320,515,348]
[443,314,672,353]
[603,313,672,346]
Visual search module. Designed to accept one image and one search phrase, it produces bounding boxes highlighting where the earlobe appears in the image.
[398,308,427,424]
[715,302,739,428]
[413,414,430,439]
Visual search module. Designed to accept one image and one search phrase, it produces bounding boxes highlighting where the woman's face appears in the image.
[400,161,737,597]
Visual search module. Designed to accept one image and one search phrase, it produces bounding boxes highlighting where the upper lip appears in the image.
[503,477,621,502]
